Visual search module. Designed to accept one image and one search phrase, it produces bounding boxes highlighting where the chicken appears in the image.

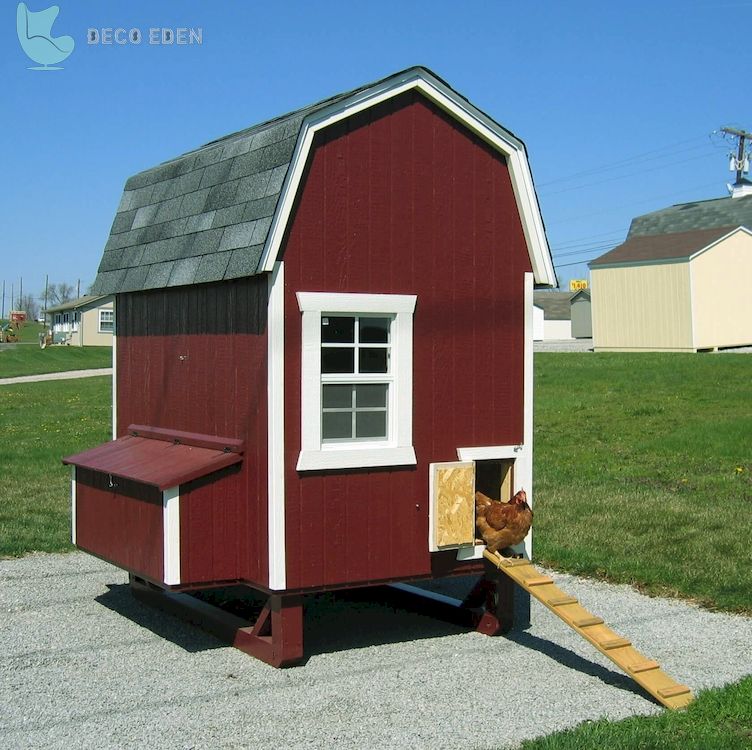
[475,489,532,555]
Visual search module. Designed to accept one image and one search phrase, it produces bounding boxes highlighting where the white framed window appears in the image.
[99,309,114,333]
[296,292,417,471]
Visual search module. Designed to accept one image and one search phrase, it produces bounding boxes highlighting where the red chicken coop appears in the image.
[64,66,557,666]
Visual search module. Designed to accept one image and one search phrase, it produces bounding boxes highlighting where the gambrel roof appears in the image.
[92,66,555,295]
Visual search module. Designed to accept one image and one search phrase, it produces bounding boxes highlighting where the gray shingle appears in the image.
[252,123,288,149]
[167,256,201,287]
[193,145,225,169]
[154,195,184,223]
[91,269,128,295]
[237,171,272,203]
[132,204,160,229]
[265,165,288,196]
[120,246,145,268]
[189,228,223,256]
[221,137,253,160]
[98,249,125,273]
[129,185,156,210]
[117,191,134,213]
[250,216,273,245]
[200,159,234,189]
[219,221,257,251]
[143,237,191,264]
[204,179,241,211]
[110,209,137,234]
[242,195,278,222]
[179,188,210,217]
[121,265,150,293]
[172,169,204,197]
[211,204,246,229]
[105,228,144,252]
[194,251,233,284]
[263,137,297,169]
[224,245,264,280]
[139,223,169,244]
[161,217,189,239]
[143,261,176,289]
[185,211,216,233]
[228,149,266,181]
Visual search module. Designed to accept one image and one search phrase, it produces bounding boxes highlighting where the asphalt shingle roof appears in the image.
[627,194,752,237]
[92,66,526,296]
[533,291,572,320]
[590,226,739,267]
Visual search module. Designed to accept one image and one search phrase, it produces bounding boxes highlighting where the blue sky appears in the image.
[2,0,750,308]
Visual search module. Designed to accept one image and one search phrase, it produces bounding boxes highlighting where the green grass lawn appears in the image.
[0,342,112,378]
[520,674,752,749]
[534,353,752,615]
[0,320,45,343]
[0,377,111,557]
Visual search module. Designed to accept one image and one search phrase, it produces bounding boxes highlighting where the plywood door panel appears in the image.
[431,461,475,550]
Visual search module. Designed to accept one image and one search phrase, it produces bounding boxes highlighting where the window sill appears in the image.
[296,445,416,472]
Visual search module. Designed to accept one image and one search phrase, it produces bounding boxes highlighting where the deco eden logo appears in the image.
[16,3,204,71]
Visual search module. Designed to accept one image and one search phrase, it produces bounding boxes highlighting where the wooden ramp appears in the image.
[483,550,693,710]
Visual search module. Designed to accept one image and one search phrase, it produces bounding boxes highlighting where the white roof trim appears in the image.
[259,69,555,286]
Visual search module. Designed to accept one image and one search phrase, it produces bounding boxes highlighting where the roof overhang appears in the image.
[590,226,752,271]
[260,68,556,287]
[63,425,244,491]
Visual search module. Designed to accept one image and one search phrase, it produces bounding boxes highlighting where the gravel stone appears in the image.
[1,552,751,749]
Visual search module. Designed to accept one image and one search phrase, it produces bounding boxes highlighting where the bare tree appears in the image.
[45,282,76,307]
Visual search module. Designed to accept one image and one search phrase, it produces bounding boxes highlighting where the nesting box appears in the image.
[64,66,555,665]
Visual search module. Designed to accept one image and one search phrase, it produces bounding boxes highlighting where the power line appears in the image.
[537,134,712,188]
[539,151,717,197]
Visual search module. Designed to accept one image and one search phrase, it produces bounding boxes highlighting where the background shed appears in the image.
[533,291,573,340]
[590,195,752,352]
[570,289,592,338]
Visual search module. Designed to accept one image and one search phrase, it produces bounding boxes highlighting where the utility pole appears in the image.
[721,126,751,184]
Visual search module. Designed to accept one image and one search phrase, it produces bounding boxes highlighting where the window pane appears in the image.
[322,384,353,408]
[322,411,353,440]
[322,347,354,373]
[355,411,387,439]
[322,316,354,343]
[355,384,388,408]
[359,348,388,373]
[360,317,390,344]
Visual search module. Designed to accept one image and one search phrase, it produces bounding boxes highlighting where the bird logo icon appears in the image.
[16,3,75,70]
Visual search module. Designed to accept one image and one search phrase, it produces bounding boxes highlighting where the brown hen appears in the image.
[475,489,532,555]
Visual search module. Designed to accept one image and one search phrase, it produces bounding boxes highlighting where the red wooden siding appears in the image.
[115,277,269,587]
[282,92,532,590]
[75,467,164,581]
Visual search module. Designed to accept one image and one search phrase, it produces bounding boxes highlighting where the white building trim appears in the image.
[267,262,287,590]
[163,486,181,585]
[296,291,417,472]
[70,466,77,545]
[259,68,555,287]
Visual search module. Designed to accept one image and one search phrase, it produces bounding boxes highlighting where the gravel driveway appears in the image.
[2,553,751,749]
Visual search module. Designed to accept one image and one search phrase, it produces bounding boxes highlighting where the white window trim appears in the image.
[98,308,114,334]
[296,292,417,471]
